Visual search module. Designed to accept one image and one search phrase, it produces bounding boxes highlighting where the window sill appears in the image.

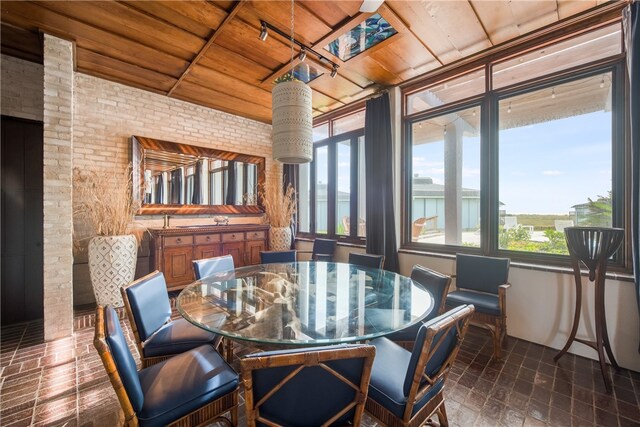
[398,248,635,283]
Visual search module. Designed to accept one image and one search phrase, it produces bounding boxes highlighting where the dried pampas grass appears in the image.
[73,164,141,239]
[259,175,296,228]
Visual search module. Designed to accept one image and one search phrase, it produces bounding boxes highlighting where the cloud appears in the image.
[542,170,563,176]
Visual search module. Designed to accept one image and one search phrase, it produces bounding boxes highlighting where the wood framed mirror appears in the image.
[132,136,265,215]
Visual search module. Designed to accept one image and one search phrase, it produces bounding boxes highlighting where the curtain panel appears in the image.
[191,160,202,204]
[283,164,298,249]
[364,93,399,272]
[225,160,236,205]
[623,0,640,353]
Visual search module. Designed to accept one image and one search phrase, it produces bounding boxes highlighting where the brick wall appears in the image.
[72,73,275,304]
[2,47,276,321]
[42,35,74,340]
[1,54,44,121]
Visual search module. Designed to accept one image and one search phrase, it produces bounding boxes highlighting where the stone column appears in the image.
[444,124,462,245]
[43,34,74,340]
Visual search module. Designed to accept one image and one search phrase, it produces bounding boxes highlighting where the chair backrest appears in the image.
[455,253,510,294]
[410,265,452,319]
[260,250,296,264]
[241,344,375,427]
[193,254,235,280]
[402,305,474,411]
[94,305,144,419]
[121,271,171,342]
[349,252,385,269]
[312,238,337,261]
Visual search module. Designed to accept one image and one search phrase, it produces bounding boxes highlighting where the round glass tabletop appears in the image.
[177,261,435,346]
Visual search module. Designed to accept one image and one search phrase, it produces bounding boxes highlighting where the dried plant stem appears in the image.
[259,175,296,228]
[73,164,141,240]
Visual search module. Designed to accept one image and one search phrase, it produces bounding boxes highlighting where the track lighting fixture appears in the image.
[600,75,605,88]
[259,22,268,41]
[259,20,339,78]
[551,88,556,99]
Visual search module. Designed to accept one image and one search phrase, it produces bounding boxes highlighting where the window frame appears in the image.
[303,128,365,242]
[297,105,366,243]
[401,27,629,269]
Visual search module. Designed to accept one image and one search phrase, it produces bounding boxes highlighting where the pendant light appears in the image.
[271,0,313,164]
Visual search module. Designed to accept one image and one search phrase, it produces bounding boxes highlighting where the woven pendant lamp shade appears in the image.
[272,80,313,164]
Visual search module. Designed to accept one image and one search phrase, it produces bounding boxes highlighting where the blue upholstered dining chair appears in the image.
[348,252,385,269]
[312,238,337,261]
[260,250,296,264]
[94,305,239,426]
[192,254,234,280]
[365,305,475,427]
[386,265,453,350]
[120,271,221,368]
[445,253,511,359]
[240,344,375,427]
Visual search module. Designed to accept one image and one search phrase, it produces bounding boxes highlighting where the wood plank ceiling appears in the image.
[0,0,612,124]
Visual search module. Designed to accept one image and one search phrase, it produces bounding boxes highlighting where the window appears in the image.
[402,23,626,266]
[408,106,481,246]
[209,160,226,205]
[298,109,366,240]
[498,73,614,255]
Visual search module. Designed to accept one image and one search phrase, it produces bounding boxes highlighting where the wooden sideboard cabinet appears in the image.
[149,224,270,290]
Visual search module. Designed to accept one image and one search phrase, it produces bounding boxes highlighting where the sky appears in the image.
[411,110,612,215]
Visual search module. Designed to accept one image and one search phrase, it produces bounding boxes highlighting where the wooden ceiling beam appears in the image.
[167,0,246,96]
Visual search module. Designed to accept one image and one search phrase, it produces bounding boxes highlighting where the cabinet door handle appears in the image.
[232,234,236,240]
[206,236,211,241]
[176,238,182,244]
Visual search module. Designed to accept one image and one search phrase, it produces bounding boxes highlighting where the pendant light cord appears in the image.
[290,0,295,75]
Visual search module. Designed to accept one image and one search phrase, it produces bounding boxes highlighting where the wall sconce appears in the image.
[259,20,339,78]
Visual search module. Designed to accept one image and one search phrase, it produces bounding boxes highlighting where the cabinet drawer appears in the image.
[164,235,193,246]
[222,232,244,242]
[195,234,221,245]
[246,230,266,240]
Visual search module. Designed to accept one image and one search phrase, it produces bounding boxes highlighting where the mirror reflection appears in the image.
[132,135,265,215]
[142,149,258,206]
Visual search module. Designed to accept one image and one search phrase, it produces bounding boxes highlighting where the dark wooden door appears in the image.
[246,240,265,265]
[222,241,244,267]
[194,244,221,261]
[162,246,194,289]
[1,116,43,324]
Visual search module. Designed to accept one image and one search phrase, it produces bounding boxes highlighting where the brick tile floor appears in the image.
[1,305,639,427]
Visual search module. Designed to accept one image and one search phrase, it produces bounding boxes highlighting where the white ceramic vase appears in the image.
[88,234,138,307]
[269,226,292,251]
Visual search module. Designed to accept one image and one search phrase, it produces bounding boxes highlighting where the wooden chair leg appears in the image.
[436,402,449,427]
[493,319,503,360]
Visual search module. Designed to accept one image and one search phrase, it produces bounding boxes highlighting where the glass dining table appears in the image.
[177,261,435,348]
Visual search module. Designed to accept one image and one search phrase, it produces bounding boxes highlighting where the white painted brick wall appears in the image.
[42,35,74,340]
[72,73,276,304]
[1,54,44,121]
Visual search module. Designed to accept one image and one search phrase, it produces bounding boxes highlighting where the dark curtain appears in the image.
[191,160,202,204]
[155,174,163,204]
[624,1,640,353]
[225,160,236,205]
[364,93,399,272]
[283,164,298,249]
[170,169,182,204]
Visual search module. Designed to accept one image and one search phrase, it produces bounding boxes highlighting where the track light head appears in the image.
[298,48,307,62]
[259,22,268,41]
[330,64,338,78]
